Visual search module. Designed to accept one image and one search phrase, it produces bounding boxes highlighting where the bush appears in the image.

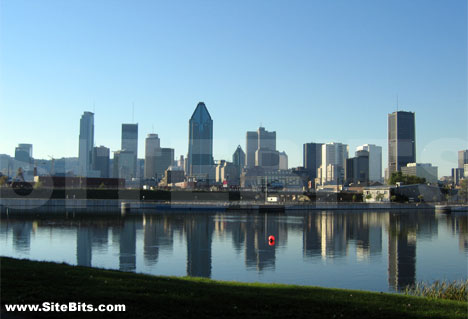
[404,280,468,301]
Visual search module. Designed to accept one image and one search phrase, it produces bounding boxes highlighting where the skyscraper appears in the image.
[303,142,323,182]
[155,148,175,178]
[458,150,468,169]
[388,111,416,176]
[78,111,94,176]
[246,127,279,169]
[346,149,369,185]
[356,144,382,182]
[92,146,110,178]
[187,102,214,180]
[121,124,138,178]
[232,145,246,182]
[245,131,258,168]
[14,144,33,164]
[319,142,349,185]
[279,151,288,170]
[144,134,160,179]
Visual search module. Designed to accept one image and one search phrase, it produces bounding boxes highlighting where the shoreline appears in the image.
[1,257,466,319]
[0,198,460,215]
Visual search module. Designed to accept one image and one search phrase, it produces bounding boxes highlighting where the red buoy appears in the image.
[268,235,275,246]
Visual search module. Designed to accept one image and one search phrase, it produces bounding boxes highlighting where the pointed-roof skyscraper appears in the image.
[187,102,214,181]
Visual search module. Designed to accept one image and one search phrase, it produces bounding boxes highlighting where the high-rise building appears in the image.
[388,111,416,177]
[144,134,160,179]
[319,142,349,185]
[113,150,135,181]
[187,102,214,181]
[356,144,382,182]
[155,148,174,178]
[458,150,468,169]
[14,144,33,164]
[121,124,138,178]
[303,143,323,182]
[246,127,278,169]
[279,151,288,170]
[92,146,110,178]
[245,131,258,168]
[346,150,369,185]
[232,145,246,182]
[78,111,94,176]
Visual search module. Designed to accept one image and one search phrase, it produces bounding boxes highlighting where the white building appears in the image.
[356,144,382,182]
[279,151,288,170]
[319,142,348,185]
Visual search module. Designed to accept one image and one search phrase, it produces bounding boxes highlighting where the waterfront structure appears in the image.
[144,134,160,179]
[346,150,369,185]
[187,102,214,181]
[388,111,416,176]
[401,163,438,184]
[92,146,110,178]
[78,111,94,176]
[113,150,135,181]
[240,167,302,190]
[356,144,382,182]
[303,142,323,185]
[318,142,349,186]
[121,124,138,178]
[459,150,468,168]
[279,151,288,170]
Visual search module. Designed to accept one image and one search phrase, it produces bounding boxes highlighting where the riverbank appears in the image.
[0,198,451,215]
[1,257,466,319]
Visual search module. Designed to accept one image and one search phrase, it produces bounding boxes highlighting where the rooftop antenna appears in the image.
[93,101,95,114]
[396,94,399,112]
[132,102,135,123]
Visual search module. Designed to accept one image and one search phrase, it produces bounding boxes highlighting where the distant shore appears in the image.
[1,257,466,319]
[2,197,465,215]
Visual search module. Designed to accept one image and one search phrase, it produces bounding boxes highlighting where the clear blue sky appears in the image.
[1,0,466,176]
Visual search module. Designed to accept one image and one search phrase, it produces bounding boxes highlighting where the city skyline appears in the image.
[1,0,466,176]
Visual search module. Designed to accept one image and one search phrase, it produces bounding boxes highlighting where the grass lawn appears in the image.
[1,257,466,318]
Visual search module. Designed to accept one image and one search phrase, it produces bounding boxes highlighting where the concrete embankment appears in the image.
[0,198,443,215]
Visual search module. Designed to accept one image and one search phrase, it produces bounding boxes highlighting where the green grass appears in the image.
[1,257,467,319]
[404,280,468,301]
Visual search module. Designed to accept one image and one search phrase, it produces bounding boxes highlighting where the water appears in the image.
[1,210,467,292]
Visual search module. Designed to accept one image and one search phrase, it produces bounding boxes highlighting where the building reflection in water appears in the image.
[76,223,109,267]
[119,218,136,272]
[185,214,214,278]
[143,215,176,266]
[12,220,34,253]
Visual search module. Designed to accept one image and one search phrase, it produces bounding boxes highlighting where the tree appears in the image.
[459,179,468,203]
[388,171,426,185]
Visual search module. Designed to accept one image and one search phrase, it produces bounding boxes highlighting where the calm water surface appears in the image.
[1,210,467,292]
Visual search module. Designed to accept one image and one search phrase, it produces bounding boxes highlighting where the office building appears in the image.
[78,111,94,176]
[401,163,438,184]
[14,144,33,164]
[155,148,175,179]
[245,131,258,168]
[319,142,349,186]
[246,127,278,169]
[121,123,138,178]
[279,151,288,170]
[113,150,136,181]
[388,111,416,176]
[232,145,246,181]
[144,134,160,179]
[187,102,214,181]
[92,146,110,178]
[356,144,382,182]
[303,142,323,183]
[451,168,464,186]
[459,150,468,168]
[346,150,369,185]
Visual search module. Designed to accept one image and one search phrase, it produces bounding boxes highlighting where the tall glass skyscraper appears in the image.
[78,111,94,176]
[121,123,138,178]
[388,111,416,176]
[187,102,214,180]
